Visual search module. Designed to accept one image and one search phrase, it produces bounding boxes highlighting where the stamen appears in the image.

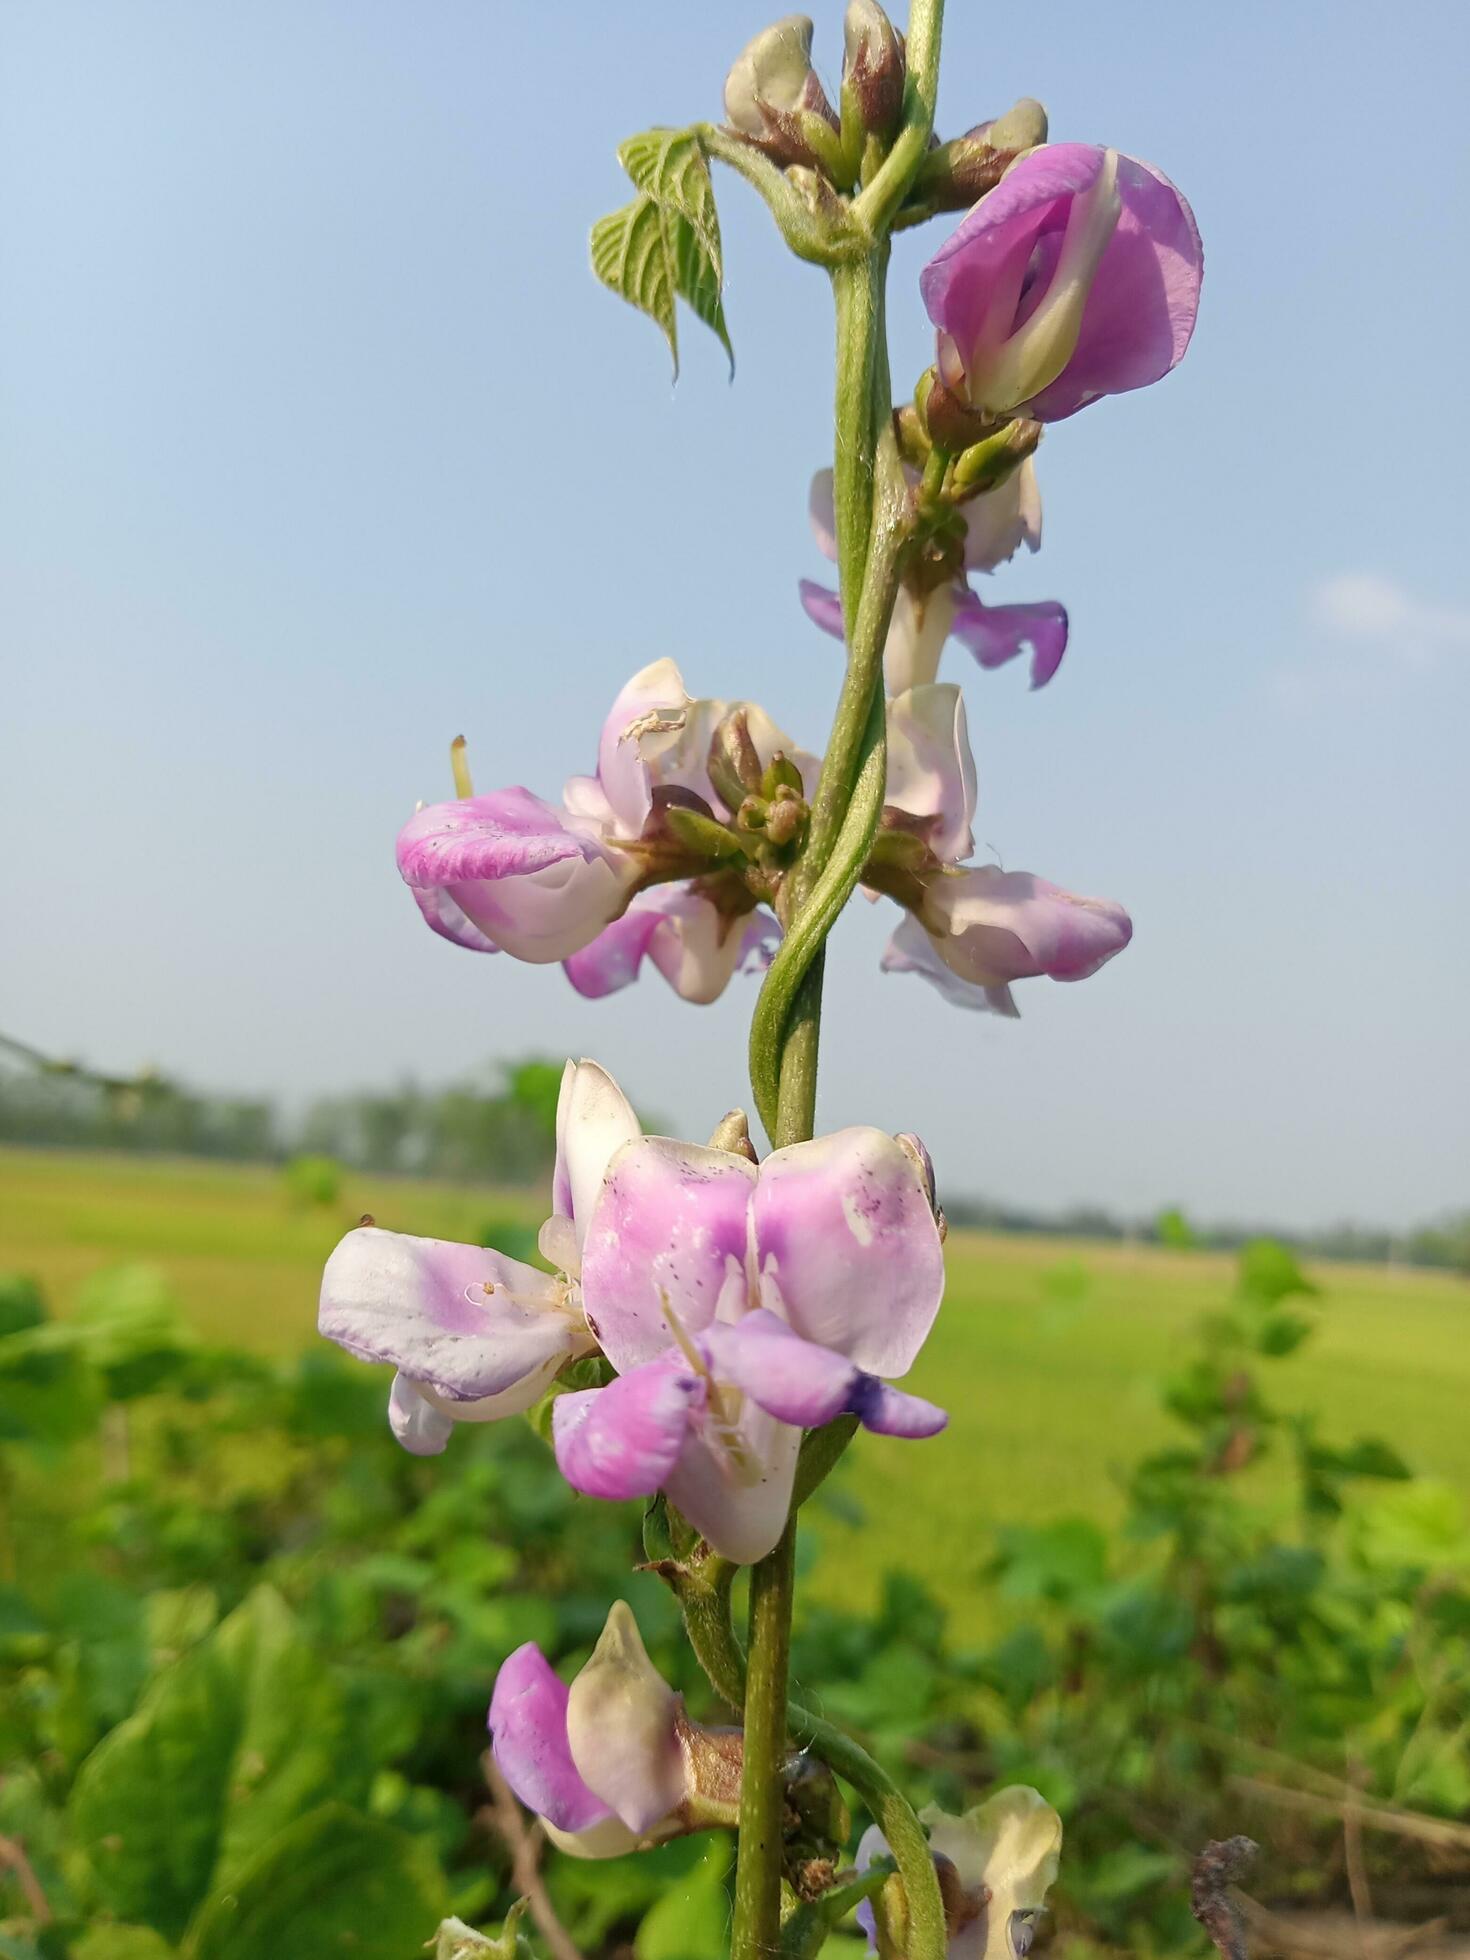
[450,734,474,800]
[659,1293,713,1384]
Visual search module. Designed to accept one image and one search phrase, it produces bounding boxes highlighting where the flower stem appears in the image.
[730,1519,797,1960]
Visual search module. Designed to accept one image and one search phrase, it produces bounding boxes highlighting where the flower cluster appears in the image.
[325,6,1204,1945]
[320,1058,947,1563]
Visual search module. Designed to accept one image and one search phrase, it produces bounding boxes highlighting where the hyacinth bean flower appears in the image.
[318,1060,639,1452]
[799,466,1068,692]
[922,142,1202,423]
[857,1786,1063,1958]
[872,684,1131,1013]
[397,657,804,1002]
[551,1125,948,1563]
[489,1601,742,1858]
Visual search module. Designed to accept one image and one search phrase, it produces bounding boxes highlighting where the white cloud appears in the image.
[1310,572,1470,668]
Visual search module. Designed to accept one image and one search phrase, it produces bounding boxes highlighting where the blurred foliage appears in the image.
[0,1246,1466,1957]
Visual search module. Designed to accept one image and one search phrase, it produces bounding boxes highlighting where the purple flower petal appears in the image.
[397,788,633,964]
[706,1310,947,1437]
[564,889,781,1005]
[579,1137,757,1373]
[799,576,846,643]
[949,591,1069,689]
[884,684,976,862]
[880,913,1020,1014]
[319,1227,577,1401]
[751,1129,945,1379]
[922,143,1202,423]
[552,1358,704,1501]
[847,1376,948,1438]
[808,470,838,562]
[488,1644,613,1835]
[925,865,1133,984]
[593,658,691,837]
[663,1405,802,1564]
[387,1373,453,1454]
[406,884,502,954]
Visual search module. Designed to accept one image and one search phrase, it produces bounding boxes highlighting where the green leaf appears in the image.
[1254,1309,1314,1356]
[591,127,733,375]
[1334,1435,1413,1480]
[634,1841,731,1960]
[1236,1238,1316,1305]
[591,196,677,368]
[186,1804,447,1960]
[72,1928,176,1960]
[69,1588,349,1942]
[617,128,722,271]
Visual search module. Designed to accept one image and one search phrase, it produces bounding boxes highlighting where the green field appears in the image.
[4,1143,1467,1620]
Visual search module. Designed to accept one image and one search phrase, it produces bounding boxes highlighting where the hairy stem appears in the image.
[731,1521,798,1960]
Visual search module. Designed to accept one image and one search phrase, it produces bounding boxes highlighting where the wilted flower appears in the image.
[872,685,1131,1012]
[552,1124,948,1563]
[318,1060,638,1450]
[799,465,1068,691]
[922,143,1202,423]
[858,1785,1063,1957]
[398,659,807,1002]
[489,1602,742,1858]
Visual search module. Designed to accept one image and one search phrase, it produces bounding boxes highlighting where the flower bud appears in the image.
[707,1108,759,1162]
[919,365,1002,453]
[842,0,905,144]
[565,1601,685,1835]
[723,16,841,171]
[659,802,747,864]
[914,97,1049,212]
[707,706,765,812]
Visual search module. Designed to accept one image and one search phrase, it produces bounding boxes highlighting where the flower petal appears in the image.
[594,658,692,837]
[663,1407,801,1565]
[387,1373,453,1455]
[566,1602,684,1834]
[925,866,1133,983]
[552,1059,642,1253]
[949,592,1069,689]
[406,884,502,954]
[579,1138,757,1373]
[488,1643,613,1835]
[565,889,781,1006]
[885,684,976,862]
[808,469,838,562]
[847,1376,948,1438]
[962,457,1043,571]
[751,1129,945,1378]
[705,1310,948,1438]
[319,1226,576,1400]
[799,577,846,642]
[880,913,1020,1014]
[552,1358,704,1501]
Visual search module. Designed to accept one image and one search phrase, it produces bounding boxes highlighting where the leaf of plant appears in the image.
[186,1803,447,1960]
[668,211,733,373]
[68,1587,349,1942]
[617,128,723,274]
[591,195,678,370]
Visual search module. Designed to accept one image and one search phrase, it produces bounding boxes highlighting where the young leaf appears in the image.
[590,196,677,369]
[669,212,733,371]
[617,128,723,273]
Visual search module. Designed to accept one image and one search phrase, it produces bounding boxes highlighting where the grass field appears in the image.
[4,1144,1467,1619]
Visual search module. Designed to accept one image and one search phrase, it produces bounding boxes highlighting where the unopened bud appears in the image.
[842,0,905,144]
[950,417,1043,499]
[893,400,931,468]
[660,802,747,863]
[915,97,1049,211]
[763,790,807,848]
[707,1108,759,1161]
[919,365,1001,453]
[566,1602,684,1836]
[707,707,765,812]
[761,750,805,799]
[723,16,841,171]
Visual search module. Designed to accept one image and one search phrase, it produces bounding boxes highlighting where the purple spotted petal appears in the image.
[881,913,1020,1014]
[949,592,1069,689]
[884,684,976,863]
[397,788,633,964]
[579,1138,757,1373]
[799,577,846,643]
[489,1644,613,1835]
[751,1129,945,1379]
[922,143,1202,424]
[552,1358,704,1500]
[565,888,781,1005]
[319,1227,576,1400]
[925,866,1133,984]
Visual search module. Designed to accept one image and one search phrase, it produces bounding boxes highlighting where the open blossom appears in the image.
[397,658,801,1002]
[489,1601,741,1859]
[859,1786,1063,1957]
[799,465,1068,692]
[552,1125,948,1563]
[873,684,1131,1013]
[318,1060,639,1451]
[922,142,1202,423]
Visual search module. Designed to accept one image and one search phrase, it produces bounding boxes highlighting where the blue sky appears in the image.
[4,0,1467,1230]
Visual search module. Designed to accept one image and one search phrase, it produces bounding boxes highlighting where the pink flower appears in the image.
[922,143,1202,422]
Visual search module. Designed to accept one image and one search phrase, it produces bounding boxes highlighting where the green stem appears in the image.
[730,1520,797,1960]
[696,124,861,268]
